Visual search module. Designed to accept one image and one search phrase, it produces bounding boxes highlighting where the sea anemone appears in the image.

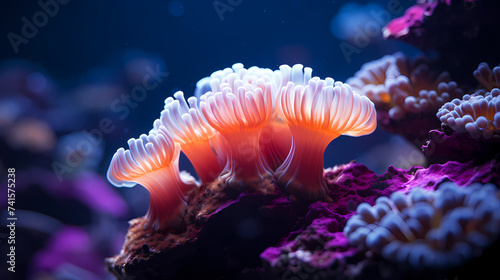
[199,65,275,190]
[347,53,463,120]
[344,182,500,269]
[107,132,197,230]
[436,88,500,139]
[154,91,225,184]
[473,62,500,91]
[195,64,291,172]
[275,66,377,201]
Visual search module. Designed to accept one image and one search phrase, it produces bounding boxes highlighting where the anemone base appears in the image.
[107,160,500,280]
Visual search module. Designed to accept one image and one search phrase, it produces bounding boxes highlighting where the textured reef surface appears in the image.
[106,158,500,279]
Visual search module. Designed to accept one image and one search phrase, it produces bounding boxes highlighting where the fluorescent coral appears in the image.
[436,89,500,139]
[107,132,197,230]
[275,67,376,201]
[344,182,500,269]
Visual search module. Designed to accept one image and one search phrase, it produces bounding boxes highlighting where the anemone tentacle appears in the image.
[155,91,225,183]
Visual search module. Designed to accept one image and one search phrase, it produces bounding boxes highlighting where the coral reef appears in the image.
[107,160,500,279]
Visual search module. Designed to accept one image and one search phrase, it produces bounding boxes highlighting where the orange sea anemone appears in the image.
[199,66,275,190]
[275,67,377,201]
[107,132,197,230]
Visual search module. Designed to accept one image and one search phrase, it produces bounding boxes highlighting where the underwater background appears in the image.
[2,0,499,280]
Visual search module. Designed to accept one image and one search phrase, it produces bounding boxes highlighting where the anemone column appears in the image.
[275,126,338,201]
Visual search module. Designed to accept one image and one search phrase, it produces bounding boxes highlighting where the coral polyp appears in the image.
[344,182,500,269]
[348,52,462,121]
[107,132,197,230]
[437,89,500,139]
[275,70,376,201]
[473,62,500,91]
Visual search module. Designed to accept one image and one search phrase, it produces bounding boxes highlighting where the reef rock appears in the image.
[107,160,500,280]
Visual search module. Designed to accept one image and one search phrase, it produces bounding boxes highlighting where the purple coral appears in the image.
[344,182,500,269]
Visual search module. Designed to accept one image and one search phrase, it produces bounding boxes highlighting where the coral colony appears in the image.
[106,2,500,280]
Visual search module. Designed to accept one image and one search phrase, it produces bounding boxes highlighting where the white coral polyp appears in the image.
[344,182,500,269]
[437,88,500,139]
[347,53,462,120]
[473,62,500,91]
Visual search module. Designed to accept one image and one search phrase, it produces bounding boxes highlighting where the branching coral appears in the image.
[199,66,275,190]
[275,67,376,201]
[154,91,225,184]
[347,52,463,121]
[473,62,500,91]
[107,132,197,230]
[344,182,500,269]
[436,89,500,139]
